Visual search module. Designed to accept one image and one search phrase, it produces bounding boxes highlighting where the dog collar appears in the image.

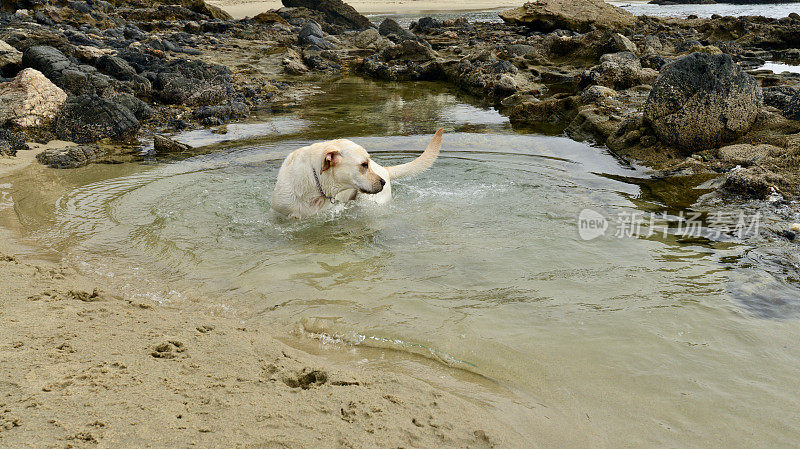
[312,167,337,204]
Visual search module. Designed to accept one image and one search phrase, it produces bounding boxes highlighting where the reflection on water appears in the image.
[3,77,800,447]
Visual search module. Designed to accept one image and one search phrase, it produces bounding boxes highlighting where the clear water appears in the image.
[757,61,800,74]
[609,0,800,18]
[4,77,800,447]
[367,1,800,25]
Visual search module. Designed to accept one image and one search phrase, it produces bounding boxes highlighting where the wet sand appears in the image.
[0,218,536,447]
[208,0,522,19]
[0,142,542,447]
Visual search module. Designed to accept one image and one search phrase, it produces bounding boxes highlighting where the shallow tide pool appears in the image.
[4,77,800,447]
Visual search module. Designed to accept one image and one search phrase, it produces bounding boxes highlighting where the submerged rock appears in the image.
[499,0,635,33]
[154,135,191,154]
[0,68,66,127]
[643,52,762,151]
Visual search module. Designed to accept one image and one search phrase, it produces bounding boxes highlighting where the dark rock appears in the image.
[36,145,107,168]
[191,101,249,121]
[640,53,667,70]
[302,49,342,72]
[21,45,70,81]
[0,128,29,156]
[783,95,800,121]
[644,52,763,152]
[96,54,137,81]
[378,18,418,43]
[282,0,372,31]
[299,21,324,40]
[155,72,228,105]
[112,93,153,120]
[764,86,798,111]
[411,17,443,33]
[54,95,140,143]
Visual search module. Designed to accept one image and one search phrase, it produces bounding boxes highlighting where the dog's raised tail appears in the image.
[386,128,443,180]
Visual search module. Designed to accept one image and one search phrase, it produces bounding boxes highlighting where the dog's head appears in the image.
[320,141,385,194]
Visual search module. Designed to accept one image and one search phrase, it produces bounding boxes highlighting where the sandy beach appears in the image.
[208,0,523,19]
[0,210,534,447]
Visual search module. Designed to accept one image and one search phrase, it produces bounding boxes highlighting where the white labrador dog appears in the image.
[272,129,443,219]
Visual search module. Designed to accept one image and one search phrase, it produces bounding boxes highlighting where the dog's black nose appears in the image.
[379,178,386,186]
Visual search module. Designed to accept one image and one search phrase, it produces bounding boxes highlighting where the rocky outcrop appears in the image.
[362,40,442,81]
[643,52,763,151]
[36,145,107,169]
[54,95,139,143]
[499,0,635,33]
[282,0,372,31]
[0,68,66,127]
[107,0,233,20]
[22,45,116,97]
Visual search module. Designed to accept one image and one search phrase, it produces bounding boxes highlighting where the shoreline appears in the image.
[0,196,543,447]
[207,0,522,19]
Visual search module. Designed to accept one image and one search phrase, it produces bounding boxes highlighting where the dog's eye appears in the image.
[361,162,369,168]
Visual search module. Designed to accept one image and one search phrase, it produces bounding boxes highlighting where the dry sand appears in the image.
[208,0,522,19]
[0,150,533,447]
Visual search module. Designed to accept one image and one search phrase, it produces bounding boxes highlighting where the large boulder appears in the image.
[282,0,371,30]
[0,68,66,127]
[54,95,140,143]
[643,52,763,151]
[499,0,635,33]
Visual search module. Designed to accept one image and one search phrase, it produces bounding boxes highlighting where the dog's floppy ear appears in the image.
[321,149,341,172]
